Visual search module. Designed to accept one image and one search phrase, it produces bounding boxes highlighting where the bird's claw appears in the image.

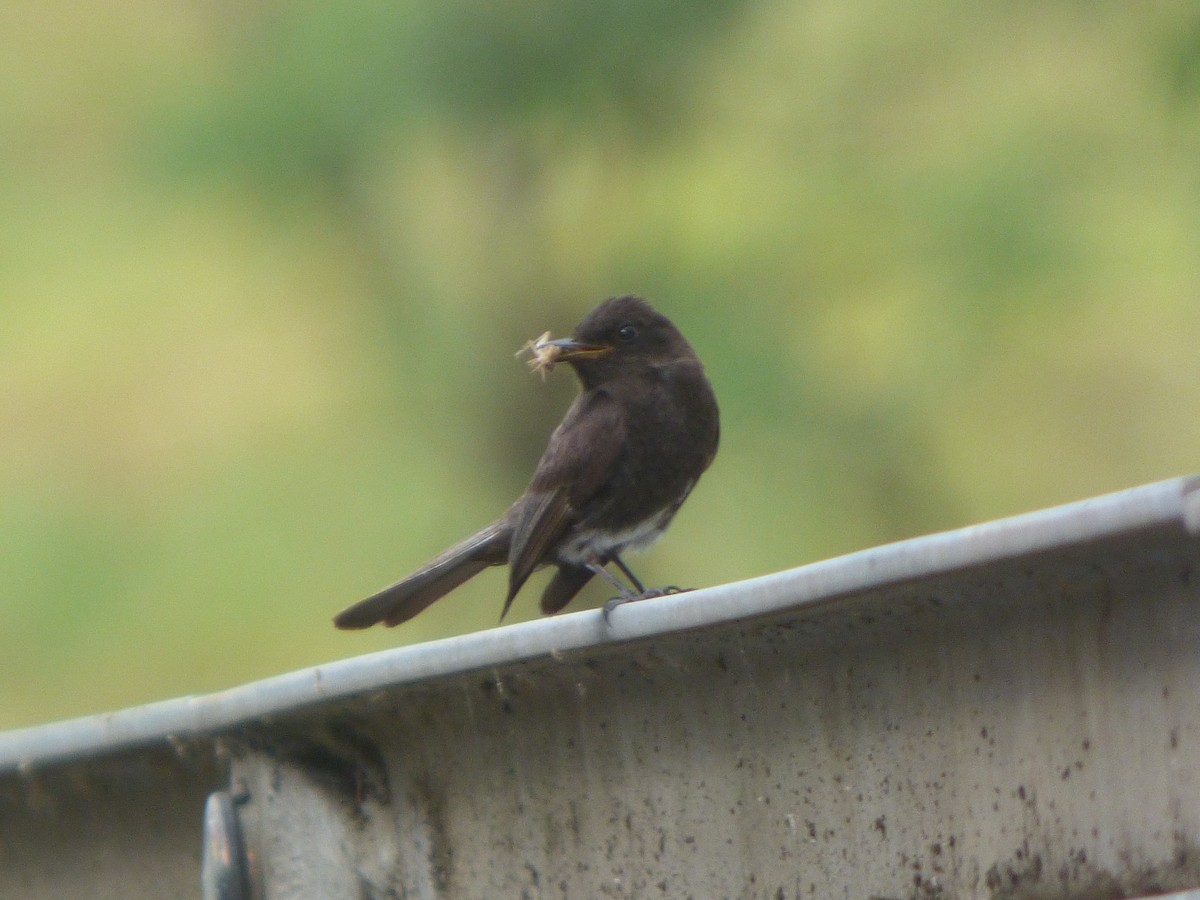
[601,595,628,622]
[601,585,694,623]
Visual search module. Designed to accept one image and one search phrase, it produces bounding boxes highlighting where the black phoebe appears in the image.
[333,295,719,629]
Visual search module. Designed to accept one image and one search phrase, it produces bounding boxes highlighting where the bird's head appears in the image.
[540,296,698,388]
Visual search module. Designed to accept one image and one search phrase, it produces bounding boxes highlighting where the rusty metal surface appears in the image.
[0,745,221,900]
[2,477,1199,898]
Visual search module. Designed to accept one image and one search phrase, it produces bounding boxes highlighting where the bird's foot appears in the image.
[601,585,693,623]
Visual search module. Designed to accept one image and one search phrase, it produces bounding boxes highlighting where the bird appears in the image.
[332,295,719,629]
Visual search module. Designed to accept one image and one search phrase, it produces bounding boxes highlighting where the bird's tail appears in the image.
[333,520,511,629]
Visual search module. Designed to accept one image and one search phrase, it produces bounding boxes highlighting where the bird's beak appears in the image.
[543,337,613,361]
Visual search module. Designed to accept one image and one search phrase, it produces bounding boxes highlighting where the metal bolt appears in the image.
[201,791,250,900]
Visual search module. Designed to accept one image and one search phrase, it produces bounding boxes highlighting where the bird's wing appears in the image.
[503,388,626,612]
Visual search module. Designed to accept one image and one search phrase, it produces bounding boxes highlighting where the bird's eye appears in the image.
[617,324,638,341]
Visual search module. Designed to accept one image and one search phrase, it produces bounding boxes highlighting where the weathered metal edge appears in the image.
[3,476,1198,775]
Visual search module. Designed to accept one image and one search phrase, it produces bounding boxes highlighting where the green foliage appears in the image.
[2,1,1199,728]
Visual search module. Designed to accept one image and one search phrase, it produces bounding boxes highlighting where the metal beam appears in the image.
[3,477,1200,898]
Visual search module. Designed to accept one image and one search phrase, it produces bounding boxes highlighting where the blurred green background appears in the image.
[3,1,1199,730]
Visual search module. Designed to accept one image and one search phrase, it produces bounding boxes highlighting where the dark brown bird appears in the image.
[333,295,719,629]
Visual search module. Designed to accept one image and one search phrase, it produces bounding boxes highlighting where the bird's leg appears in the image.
[611,555,645,594]
[585,561,638,623]
[585,561,637,600]
[613,554,693,600]
[597,555,694,622]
